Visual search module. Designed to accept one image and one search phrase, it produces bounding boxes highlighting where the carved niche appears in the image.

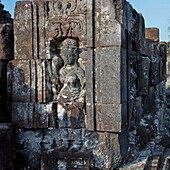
[47,0,87,128]
[55,38,86,129]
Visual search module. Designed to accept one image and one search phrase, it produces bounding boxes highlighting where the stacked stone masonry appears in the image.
[0,0,169,169]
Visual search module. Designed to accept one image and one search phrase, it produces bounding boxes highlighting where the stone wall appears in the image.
[0,3,13,122]
[0,0,169,169]
[0,2,13,170]
[166,43,170,105]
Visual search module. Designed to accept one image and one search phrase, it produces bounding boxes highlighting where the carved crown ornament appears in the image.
[48,15,87,45]
[53,0,87,20]
[48,0,87,45]
[49,21,83,39]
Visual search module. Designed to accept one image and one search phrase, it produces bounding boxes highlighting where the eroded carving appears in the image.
[53,0,87,19]
[57,38,85,128]
[49,21,84,40]
[54,0,77,19]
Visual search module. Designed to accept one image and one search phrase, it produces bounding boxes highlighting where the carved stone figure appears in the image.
[57,38,85,129]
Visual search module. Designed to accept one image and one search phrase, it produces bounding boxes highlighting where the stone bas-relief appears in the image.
[57,38,85,128]
[0,0,170,169]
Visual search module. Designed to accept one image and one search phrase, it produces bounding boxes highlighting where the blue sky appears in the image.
[127,0,170,42]
[1,0,170,42]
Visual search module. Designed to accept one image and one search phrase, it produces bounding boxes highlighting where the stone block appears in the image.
[12,102,34,128]
[0,60,8,122]
[33,103,52,129]
[139,56,150,95]
[85,103,94,131]
[146,41,155,56]
[143,87,157,115]
[96,47,121,104]
[43,128,84,153]
[135,97,143,124]
[121,48,127,103]
[119,159,147,170]
[96,104,122,132]
[159,43,167,61]
[150,55,160,86]
[126,1,147,54]
[138,14,146,54]
[93,132,128,169]
[145,28,159,42]
[159,58,163,82]
[0,123,13,169]
[7,62,12,115]
[84,49,94,131]
[14,1,33,59]
[162,61,166,80]
[12,102,54,129]
[14,129,43,169]
[12,60,31,102]
[38,2,46,60]
[41,151,93,170]
[37,60,53,103]
[86,0,93,47]
[95,47,127,132]
[95,0,122,47]
[11,60,53,103]
[0,24,13,60]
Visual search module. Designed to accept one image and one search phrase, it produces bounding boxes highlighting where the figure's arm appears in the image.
[77,68,86,103]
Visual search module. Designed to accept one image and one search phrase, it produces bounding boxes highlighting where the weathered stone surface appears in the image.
[33,103,52,128]
[37,60,53,103]
[84,49,94,131]
[93,132,128,169]
[12,102,54,129]
[14,129,43,169]
[42,128,128,169]
[12,60,31,102]
[143,87,157,115]
[14,1,33,60]
[135,97,143,124]
[0,24,13,60]
[139,56,150,95]
[150,55,160,86]
[95,0,122,47]
[0,2,13,122]
[0,123,13,169]
[96,47,121,104]
[0,61,7,122]
[12,102,34,128]
[96,104,121,132]
[1,0,168,169]
[145,28,159,42]
[95,47,127,132]
[11,60,53,103]
[120,159,147,170]
[0,3,13,24]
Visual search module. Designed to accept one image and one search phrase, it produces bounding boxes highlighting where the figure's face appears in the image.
[61,46,77,65]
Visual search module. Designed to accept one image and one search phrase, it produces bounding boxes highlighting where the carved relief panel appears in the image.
[14,0,93,130]
[50,38,86,128]
[47,0,90,129]
[48,0,88,46]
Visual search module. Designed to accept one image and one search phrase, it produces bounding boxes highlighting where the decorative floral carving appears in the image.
[49,21,84,39]
[54,0,77,19]
[53,0,87,20]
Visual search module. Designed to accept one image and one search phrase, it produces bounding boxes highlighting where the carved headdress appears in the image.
[61,38,78,48]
